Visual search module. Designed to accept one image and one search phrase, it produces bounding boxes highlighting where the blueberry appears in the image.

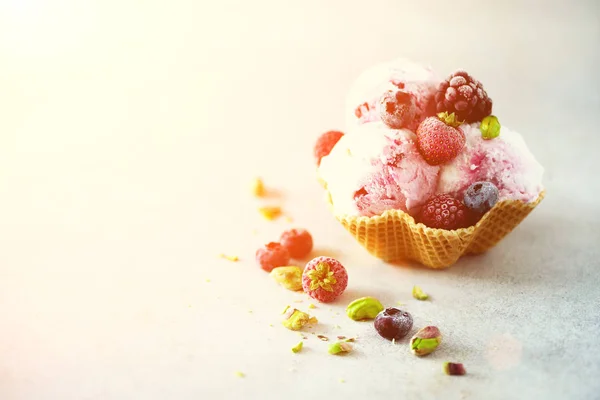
[463,181,499,214]
[378,90,416,129]
[374,308,413,341]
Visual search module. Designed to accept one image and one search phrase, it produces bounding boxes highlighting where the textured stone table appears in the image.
[1,1,599,399]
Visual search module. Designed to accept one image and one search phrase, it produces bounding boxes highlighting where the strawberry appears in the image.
[314,130,344,166]
[416,113,465,165]
[418,194,469,230]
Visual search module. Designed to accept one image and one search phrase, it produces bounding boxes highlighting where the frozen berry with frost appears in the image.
[374,308,413,341]
[280,229,313,259]
[256,242,291,272]
[314,130,344,166]
[419,194,469,230]
[435,70,492,122]
[416,114,466,165]
[463,181,499,214]
[302,256,348,303]
[378,90,416,129]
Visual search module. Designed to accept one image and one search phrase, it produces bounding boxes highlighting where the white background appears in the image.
[1,1,599,399]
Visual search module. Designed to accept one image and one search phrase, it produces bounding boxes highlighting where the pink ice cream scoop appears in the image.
[346,58,440,131]
[437,123,544,202]
[318,123,440,218]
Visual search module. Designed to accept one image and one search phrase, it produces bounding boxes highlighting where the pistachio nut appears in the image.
[410,326,442,356]
[270,266,303,291]
[480,115,501,140]
[282,308,317,331]
[346,296,384,321]
[412,285,428,301]
[328,342,352,355]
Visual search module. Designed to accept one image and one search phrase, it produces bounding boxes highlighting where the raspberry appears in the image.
[416,115,466,165]
[378,90,416,129]
[256,242,291,272]
[418,194,469,230]
[302,256,348,303]
[314,130,344,166]
[279,229,313,259]
[435,70,492,123]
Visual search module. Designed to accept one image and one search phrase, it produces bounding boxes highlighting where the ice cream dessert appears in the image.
[315,58,545,268]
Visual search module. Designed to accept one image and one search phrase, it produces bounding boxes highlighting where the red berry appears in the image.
[256,242,291,272]
[378,90,416,129]
[416,116,465,165]
[280,229,313,259]
[314,130,344,166]
[302,256,348,303]
[435,70,492,122]
[419,194,469,230]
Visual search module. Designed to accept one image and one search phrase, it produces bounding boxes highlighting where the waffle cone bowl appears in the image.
[330,190,545,269]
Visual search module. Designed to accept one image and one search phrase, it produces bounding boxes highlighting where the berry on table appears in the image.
[416,114,466,165]
[256,242,291,272]
[374,308,413,341]
[378,90,416,129]
[314,130,344,166]
[302,256,348,303]
[435,70,492,123]
[279,229,313,259]
[419,194,469,230]
[463,181,499,214]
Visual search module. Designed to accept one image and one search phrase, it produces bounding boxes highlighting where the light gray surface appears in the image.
[1,1,599,399]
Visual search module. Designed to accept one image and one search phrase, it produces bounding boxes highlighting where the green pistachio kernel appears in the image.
[282,308,317,331]
[410,326,442,356]
[328,342,352,355]
[412,285,429,301]
[480,115,501,140]
[346,296,384,321]
[271,266,303,291]
[291,341,303,353]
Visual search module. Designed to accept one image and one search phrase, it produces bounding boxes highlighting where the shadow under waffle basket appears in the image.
[333,191,545,269]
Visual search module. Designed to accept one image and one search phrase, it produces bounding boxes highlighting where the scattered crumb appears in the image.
[258,206,282,221]
[269,324,273,327]
[282,305,290,314]
[188,305,192,308]
[396,301,404,305]
[317,335,329,342]
[308,304,316,309]
[248,310,253,314]
[294,300,303,303]
[235,371,245,378]
[251,177,265,197]
[340,379,346,383]
[337,336,346,340]
[205,279,211,283]
[334,325,341,329]
[285,216,293,223]
[219,254,239,262]
[392,338,396,345]
[345,338,356,342]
